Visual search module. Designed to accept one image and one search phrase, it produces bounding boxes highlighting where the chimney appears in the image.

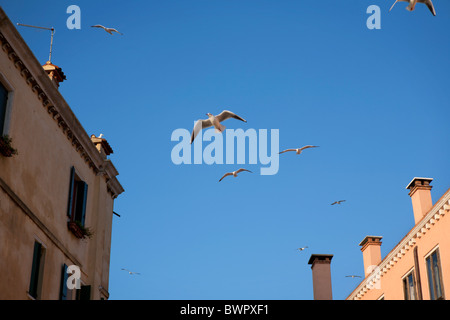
[42,61,66,88]
[308,254,333,300]
[359,236,382,278]
[90,134,114,159]
[406,177,433,224]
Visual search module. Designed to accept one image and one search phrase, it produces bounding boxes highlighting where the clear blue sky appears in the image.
[2,0,450,300]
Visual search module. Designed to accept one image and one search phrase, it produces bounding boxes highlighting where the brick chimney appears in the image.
[308,254,333,300]
[42,61,66,88]
[406,177,433,225]
[90,134,114,159]
[359,236,382,278]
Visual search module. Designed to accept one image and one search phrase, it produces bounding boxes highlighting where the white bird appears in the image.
[331,200,346,205]
[121,268,140,275]
[389,0,436,16]
[279,145,319,155]
[91,24,123,35]
[346,275,362,278]
[190,110,247,144]
[296,246,308,252]
[219,168,252,182]
[99,134,104,138]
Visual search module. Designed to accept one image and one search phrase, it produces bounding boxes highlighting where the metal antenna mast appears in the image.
[16,23,55,62]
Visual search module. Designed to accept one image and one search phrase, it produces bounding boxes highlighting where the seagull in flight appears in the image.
[296,246,308,252]
[345,275,362,278]
[219,168,252,182]
[279,145,319,155]
[91,24,124,35]
[121,268,140,275]
[331,200,346,205]
[389,0,436,16]
[191,110,247,144]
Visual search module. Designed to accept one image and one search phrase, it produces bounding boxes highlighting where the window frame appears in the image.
[67,166,89,227]
[28,240,46,300]
[402,268,417,300]
[425,246,445,300]
[0,72,15,136]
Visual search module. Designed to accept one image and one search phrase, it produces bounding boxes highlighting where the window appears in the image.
[59,264,70,300]
[75,285,91,300]
[403,269,417,300]
[29,241,45,299]
[67,166,88,226]
[426,248,445,300]
[0,80,8,134]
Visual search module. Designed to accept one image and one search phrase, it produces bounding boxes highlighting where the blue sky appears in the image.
[2,0,450,300]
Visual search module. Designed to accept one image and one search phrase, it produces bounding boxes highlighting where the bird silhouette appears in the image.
[331,200,346,205]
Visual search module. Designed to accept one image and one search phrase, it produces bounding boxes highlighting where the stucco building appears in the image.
[0,7,124,300]
[345,177,450,300]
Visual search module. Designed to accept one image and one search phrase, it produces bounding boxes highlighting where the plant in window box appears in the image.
[68,220,94,239]
[0,135,18,157]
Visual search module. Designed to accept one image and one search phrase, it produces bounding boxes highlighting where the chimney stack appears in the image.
[308,254,333,300]
[42,61,66,88]
[90,135,114,159]
[406,177,433,225]
[359,236,382,278]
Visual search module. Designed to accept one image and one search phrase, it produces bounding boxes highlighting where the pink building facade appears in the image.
[346,177,450,300]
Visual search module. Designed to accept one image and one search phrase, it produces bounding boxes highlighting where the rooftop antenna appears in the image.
[16,23,55,63]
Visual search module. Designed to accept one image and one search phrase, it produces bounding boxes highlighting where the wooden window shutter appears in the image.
[80,182,88,226]
[29,242,42,298]
[67,166,75,219]
[0,82,7,134]
[60,264,69,300]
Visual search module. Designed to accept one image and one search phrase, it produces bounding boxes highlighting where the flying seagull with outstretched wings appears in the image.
[219,168,252,182]
[191,110,247,144]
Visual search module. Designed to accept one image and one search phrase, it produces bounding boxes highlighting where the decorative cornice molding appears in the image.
[347,188,450,300]
[0,11,124,199]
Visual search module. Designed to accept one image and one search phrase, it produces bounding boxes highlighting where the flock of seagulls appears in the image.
[189,110,323,183]
[119,2,434,283]
[389,0,436,16]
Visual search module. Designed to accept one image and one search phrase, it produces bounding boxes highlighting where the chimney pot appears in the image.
[42,61,66,88]
[91,134,114,159]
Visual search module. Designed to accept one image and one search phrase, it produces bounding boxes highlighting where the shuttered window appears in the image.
[76,285,91,300]
[67,166,88,226]
[60,264,69,300]
[0,81,8,134]
[29,241,44,299]
[426,249,445,300]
